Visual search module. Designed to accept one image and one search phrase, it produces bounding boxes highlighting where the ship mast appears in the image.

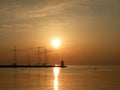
[37,47,43,66]
[13,46,17,66]
[37,47,40,66]
[44,46,47,65]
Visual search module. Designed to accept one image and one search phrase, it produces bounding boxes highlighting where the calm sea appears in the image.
[0,65,120,90]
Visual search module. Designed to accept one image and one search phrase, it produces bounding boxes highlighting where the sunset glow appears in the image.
[51,38,61,48]
[53,68,60,90]
[0,0,120,65]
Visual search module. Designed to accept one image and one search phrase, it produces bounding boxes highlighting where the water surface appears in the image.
[0,65,120,90]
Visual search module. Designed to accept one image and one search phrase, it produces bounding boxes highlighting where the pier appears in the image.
[0,64,67,68]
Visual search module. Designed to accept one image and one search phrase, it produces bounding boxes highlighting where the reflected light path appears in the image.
[53,67,60,90]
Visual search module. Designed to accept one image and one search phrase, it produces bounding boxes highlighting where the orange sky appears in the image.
[0,0,120,65]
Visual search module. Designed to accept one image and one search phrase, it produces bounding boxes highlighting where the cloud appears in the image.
[0,0,72,26]
[28,3,65,18]
[0,23,33,32]
[0,0,120,33]
[1,0,120,19]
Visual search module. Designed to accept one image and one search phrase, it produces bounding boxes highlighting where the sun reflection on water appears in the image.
[53,67,60,90]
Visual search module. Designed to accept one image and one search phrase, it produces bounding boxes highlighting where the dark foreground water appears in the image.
[0,65,120,90]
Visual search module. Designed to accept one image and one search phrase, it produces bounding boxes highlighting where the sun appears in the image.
[51,38,61,48]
